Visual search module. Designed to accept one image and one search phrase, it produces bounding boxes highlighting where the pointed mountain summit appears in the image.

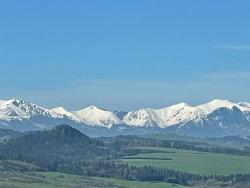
[0,98,250,137]
[72,105,123,128]
[50,107,78,120]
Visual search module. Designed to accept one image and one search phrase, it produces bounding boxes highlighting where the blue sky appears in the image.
[0,1,250,110]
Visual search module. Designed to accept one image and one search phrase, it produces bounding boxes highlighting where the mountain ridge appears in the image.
[0,98,250,137]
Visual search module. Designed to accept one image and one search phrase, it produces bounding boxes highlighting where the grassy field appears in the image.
[0,171,186,188]
[0,171,99,188]
[120,147,250,175]
[93,177,187,188]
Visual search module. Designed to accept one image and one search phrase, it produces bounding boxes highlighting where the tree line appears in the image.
[103,135,250,156]
[50,159,250,186]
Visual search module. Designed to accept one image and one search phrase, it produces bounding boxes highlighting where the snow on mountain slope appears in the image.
[155,103,199,127]
[123,99,248,128]
[0,100,71,120]
[0,99,56,131]
[238,102,250,121]
[50,107,79,121]
[3,99,243,128]
[0,99,31,121]
[72,106,123,128]
[123,108,163,127]
[197,99,237,113]
[1,99,62,124]
[0,100,10,107]
[0,100,124,129]
[0,98,250,137]
[238,102,250,112]
[0,99,52,117]
[124,103,200,128]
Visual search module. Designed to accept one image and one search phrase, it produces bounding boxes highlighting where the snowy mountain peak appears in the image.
[84,105,102,111]
[0,99,52,121]
[50,106,69,115]
[123,99,247,129]
[51,106,68,113]
[174,102,190,107]
[197,99,237,113]
[73,106,123,128]
[0,99,18,107]
[0,99,27,119]
[1,98,250,137]
[50,107,76,119]
[164,102,191,109]
[123,108,160,127]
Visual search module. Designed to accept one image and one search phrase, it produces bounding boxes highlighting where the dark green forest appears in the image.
[1,125,250,187]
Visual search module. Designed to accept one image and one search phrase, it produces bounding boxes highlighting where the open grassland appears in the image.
[0,171,106,188]
[0,171,186,188]
[93,177,187,188]
[120,147,250,175]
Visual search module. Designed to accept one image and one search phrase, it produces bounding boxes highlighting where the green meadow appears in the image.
[0,171,186,188]
[120,147,250,175]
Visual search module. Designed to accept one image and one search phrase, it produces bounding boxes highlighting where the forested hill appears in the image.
[2,125,250,187]
[0,125,110,167]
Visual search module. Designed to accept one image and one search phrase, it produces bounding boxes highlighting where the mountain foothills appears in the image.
[0,99,250,137]
[2,124,250,187]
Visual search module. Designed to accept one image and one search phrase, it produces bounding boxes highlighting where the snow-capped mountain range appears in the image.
[0,99,250,137]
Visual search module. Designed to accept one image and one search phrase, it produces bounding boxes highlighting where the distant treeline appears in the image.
[50,159,250,186]
[103,135,250,156]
